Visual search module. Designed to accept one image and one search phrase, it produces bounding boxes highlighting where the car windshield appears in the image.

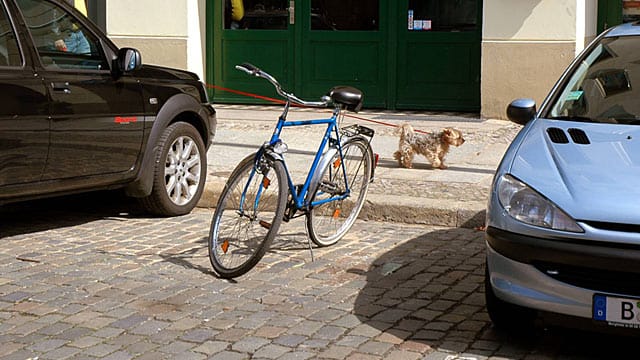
[547,36,640,125]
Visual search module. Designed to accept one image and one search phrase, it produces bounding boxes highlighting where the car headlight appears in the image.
[497,174,584,233]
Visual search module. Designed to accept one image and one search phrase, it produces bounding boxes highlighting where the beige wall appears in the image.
[104,0,206,76]
[481,0,580,119]
[106,1,187,37]
[110,37,188,70]
[481,42,575,119]
[577,0,598,53]
[484,0,576,40]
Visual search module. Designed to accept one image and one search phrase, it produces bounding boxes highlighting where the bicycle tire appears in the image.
[208,152,288,278]
[306,137,373,247]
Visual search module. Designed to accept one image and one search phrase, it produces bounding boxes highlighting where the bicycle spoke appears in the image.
[208,154,287,278]
[307,138,372,247]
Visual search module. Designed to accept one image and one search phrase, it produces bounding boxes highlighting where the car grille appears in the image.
[583,221,640,234]
[534,262,640,297]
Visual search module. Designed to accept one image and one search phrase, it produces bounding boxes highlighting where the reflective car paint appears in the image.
[507,120,640,226]
[0,0,216,212]
[485,22,640,332]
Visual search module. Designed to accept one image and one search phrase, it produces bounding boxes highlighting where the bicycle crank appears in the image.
[319,180,344,195]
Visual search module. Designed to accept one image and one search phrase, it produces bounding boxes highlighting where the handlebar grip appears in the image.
[235,62,261,76]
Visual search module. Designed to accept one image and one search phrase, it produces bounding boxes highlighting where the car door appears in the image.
[0,1,49,189]
[15,0,145,181]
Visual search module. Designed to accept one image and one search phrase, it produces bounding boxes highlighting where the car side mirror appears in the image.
[507,98,537,125]
[114,47,142,75]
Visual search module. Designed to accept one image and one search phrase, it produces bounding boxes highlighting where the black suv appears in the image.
[0,0,216,216]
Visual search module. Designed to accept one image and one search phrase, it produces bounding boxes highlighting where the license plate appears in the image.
[593,294,640,329]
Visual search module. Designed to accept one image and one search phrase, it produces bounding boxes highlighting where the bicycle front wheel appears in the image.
[208,153,288,278]
[306,137,373,247]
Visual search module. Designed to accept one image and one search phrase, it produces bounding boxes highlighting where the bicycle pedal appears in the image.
[319,180,342,195]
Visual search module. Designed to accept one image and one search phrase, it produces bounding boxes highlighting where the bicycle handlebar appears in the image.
[235,63,330,108]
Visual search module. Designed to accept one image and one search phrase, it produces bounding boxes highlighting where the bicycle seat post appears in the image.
[334,105,345,130]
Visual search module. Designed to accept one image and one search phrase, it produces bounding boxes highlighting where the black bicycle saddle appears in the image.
[327,86,364,112]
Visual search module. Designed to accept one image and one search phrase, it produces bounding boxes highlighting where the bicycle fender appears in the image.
[304,146,339,204]
[346,135,376,182]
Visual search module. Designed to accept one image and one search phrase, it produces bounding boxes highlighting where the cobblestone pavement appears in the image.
[0,193,635,359]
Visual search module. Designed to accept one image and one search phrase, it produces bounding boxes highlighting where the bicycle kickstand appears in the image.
[306,230,315,262]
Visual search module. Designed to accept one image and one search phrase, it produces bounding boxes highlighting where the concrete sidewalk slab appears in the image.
[199,105,521,228]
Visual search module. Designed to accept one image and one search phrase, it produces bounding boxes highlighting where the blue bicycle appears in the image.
[208,63,375,278]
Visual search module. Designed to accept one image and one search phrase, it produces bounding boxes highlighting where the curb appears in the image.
[197,180,486,228]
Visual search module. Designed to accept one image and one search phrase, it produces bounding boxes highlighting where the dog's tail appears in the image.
[397,123,415,139]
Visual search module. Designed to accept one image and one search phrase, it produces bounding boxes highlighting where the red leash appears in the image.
[207,84,286,104]
[207,83,431,134]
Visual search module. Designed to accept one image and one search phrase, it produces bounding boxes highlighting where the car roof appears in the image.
[605,22,640,37]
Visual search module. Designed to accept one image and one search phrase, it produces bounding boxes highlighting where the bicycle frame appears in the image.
[241,101,352,219]
[210,63,374,278]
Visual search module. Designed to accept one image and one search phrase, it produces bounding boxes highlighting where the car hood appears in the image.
[509,119,640,224]
[136,64,200,82]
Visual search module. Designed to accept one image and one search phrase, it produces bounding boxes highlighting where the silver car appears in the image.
[485,22,640,332]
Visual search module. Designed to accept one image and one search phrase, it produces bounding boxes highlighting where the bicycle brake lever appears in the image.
[236,63,260,76]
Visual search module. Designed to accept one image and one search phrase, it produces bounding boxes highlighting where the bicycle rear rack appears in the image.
[341,124,375,139]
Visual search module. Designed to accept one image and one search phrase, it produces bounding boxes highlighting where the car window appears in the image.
[15,0,108,71]
[0,2,22,67]
[547,36,640,125]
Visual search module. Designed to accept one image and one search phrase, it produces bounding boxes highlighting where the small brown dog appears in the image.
[393,123,465,169]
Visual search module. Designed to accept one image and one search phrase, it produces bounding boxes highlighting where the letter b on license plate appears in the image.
[593,294,640,328]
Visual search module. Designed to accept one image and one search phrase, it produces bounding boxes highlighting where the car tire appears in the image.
[484,265,537,332]
[139,122,206,216]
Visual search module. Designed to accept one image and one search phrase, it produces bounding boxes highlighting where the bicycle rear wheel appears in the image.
[306,137,373,247]
[209,153,287,278]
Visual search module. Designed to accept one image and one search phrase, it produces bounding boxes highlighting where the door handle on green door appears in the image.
[289,0,295,25]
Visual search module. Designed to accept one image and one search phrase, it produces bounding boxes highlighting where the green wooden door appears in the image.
[209,0,295,103]
[207,0,482,111]
[394,0,482,111]
[297,0,388,107]
[209,0,388,107]
[598,0,622,33]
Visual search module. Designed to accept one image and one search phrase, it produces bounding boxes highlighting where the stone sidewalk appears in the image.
[201,105,522,228]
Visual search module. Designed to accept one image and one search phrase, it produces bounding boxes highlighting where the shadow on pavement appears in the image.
[352,227,637,358]
[158,236,218,277]
[0,190,147,239]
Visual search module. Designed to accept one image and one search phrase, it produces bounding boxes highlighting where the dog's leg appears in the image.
[393,150,403,166]
[403,151,414,169]
[395,146,414,169]
[437,145,451,169]
[423,151,440,169]
[437,153,448,169]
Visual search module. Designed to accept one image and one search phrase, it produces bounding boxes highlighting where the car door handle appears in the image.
[51,82,71,94]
